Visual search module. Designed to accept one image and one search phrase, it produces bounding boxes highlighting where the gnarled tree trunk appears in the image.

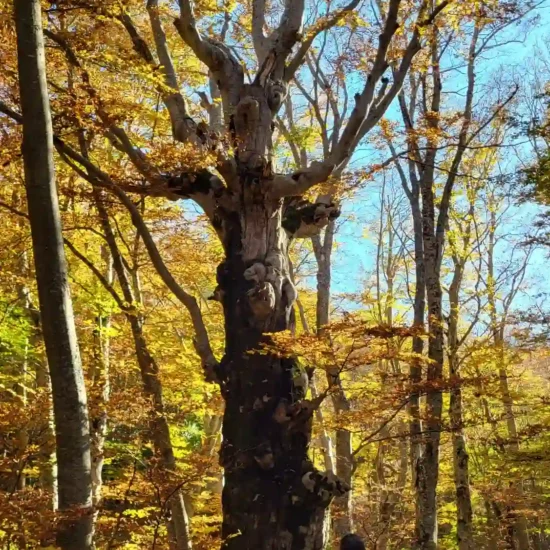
[205,80,346,549]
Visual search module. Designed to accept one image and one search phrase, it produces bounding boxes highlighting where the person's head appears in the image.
[340,533,366,550]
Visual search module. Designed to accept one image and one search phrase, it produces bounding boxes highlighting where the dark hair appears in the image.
[340,533,366,550]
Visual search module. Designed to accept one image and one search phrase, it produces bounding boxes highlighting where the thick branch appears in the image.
[282,196,340,238]
[252,0,268,62]
[174,0,243,111]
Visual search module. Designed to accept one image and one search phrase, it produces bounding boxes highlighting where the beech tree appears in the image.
[12,0,93,547]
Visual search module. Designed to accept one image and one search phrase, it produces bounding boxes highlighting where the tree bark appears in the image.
[211,96,346,546]
[14,0,93,547]
[36,351,58,511]
[89,246,113,513]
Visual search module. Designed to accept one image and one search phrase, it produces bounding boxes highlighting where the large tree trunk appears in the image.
[14,0,93,547]
[214,92,346,546]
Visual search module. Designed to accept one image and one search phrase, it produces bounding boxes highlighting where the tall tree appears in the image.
[381,3,532,546]
[12,0,93,547]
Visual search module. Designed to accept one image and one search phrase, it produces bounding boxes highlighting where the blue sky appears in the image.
[325,3,550,321]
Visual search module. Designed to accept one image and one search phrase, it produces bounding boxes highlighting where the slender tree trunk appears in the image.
[376,206,409,550]
[415,129,444,550]
[202,412,224,496]
[409,190,425,492]
[487,209,531,550]
[93,190,192,550]
[375,420,408,550]
[448,271,474,550]
[89,246,113,513]
[14,243,30,492]
[36,351,58,510]
[313,223,354,538]
[296,290,336,476]
[14,0,93,547]
[310,378,336,475]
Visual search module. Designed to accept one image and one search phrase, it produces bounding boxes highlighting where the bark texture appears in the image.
[216,178,346,549]
[89,247,113,513]
[14,0,93,547]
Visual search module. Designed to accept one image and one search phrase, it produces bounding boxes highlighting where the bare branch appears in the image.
[144,3,198,142]
[174,0,244,111]
[285,0,361,82]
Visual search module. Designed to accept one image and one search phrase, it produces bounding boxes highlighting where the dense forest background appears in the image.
[2,0,550,549]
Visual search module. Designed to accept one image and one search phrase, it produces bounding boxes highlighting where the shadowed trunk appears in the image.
[210,83,346,550]
[217,198,344,549]
[14,0,93,547]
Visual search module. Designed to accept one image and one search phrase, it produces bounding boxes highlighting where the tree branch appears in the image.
[120,6,198,143]
[285,0,361,82]
[174,0,244,111]
[64,238,130,312]
[252,0,268,62]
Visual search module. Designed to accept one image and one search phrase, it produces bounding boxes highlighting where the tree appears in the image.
[379,3,533,545]
[12,0,93,547]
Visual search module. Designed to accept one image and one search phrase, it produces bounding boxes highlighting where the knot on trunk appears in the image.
[234,84,272,168]
[247,281,276,321]
[252,442,275,470]
[297,470,350,505]
[266,79,287,113]
[243,260,296,327]
[283,197,340,238]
